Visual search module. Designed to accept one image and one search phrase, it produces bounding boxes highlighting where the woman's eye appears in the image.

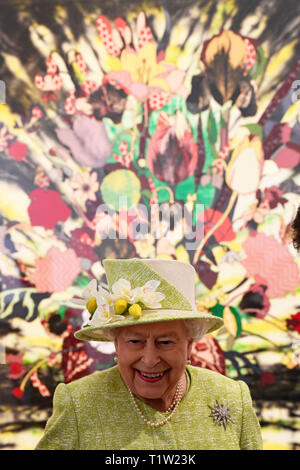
[129,340,140,344]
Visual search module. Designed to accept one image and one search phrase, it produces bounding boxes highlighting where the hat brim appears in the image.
[74,309,224,342]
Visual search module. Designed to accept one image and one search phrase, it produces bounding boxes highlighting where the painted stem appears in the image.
[193,190,237,264]
[19,358,47,391]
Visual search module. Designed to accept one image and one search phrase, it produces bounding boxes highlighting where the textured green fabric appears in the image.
[35,366,263,450]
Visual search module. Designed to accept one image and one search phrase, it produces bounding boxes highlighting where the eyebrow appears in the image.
[124,332,180,340]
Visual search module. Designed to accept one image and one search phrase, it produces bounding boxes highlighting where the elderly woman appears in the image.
[36,258,262,450]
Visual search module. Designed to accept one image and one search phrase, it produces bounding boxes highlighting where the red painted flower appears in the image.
[6,354,27,379]
[260,371,275,387]
[28,188,71,229]
[286,312,300,334]
[12,387,24,398]
[190,335,226,375]
[147,111,198,185]
[8,141,28,161]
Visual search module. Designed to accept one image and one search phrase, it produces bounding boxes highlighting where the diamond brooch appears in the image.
[208,400,234,429]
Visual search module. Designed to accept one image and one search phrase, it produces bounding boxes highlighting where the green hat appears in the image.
[74,258,224,342]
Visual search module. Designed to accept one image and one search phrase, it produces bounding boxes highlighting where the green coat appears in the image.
[36,365,262,450]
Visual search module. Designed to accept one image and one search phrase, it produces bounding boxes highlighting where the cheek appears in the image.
[117,347,138,375]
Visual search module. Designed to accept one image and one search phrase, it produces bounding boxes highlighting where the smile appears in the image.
[136,369,167,383]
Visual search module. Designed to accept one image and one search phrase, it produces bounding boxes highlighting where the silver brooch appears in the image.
[208,400,234,429]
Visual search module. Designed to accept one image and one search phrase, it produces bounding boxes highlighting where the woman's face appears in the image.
[114,320,193,409]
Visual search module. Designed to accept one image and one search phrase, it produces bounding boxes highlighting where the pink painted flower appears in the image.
[69,171,99,206]
[8,141,28,161]
[6,354,27,379]
[28,189,71,229]
[56,115,112,168]
[147,111,198,185]
[241,232,300,298]
[27,247,81,293]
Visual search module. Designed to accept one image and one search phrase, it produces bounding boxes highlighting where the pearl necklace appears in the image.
[128,378,184,428]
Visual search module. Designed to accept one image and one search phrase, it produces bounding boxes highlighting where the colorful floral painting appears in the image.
[0,0,300,450]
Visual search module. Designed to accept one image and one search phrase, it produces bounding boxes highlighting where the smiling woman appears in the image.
[114,321,192,415]
[35,258,262,450]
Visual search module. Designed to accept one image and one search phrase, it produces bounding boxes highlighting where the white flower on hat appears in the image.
[134,280,165,309]
[89,291,125,326]
[111,278,137,303]
[72,279,99,307]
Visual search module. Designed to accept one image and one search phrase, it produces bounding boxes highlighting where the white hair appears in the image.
[182,319,211,342]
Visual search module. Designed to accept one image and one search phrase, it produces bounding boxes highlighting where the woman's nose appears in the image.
[141,342,160,368]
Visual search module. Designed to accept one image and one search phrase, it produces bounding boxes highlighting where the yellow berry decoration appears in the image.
[86,297,97,315]
[115,299,128,315]
[128,303,142,319]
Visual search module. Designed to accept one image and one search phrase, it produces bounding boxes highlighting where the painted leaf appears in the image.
[243,123,263,139]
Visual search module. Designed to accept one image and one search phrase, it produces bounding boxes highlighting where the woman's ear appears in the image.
[187,339,193,359]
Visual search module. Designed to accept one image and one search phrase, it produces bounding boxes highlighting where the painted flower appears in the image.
[6,354,27,380]
[0,125,13,151]
[241,232,300,298]
[97,12,186,106]
[8,140,28,161]
[87,83,128,123]
[12,387,24,399]
[105,42,184,103]
[187,30,257,116]
[242,201,269,225]
[27,247,81,293]
[190,335,226,375]
[239,281,270,319]
[225,136,264,194]
[69,171,99,207]
[286,312,300,335]
[56,115,112,168]
[262,186,288,209]
[147,111,198,185]
[28,188,71,229]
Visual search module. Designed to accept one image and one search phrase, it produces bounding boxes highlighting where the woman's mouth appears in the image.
[135,369,167,383]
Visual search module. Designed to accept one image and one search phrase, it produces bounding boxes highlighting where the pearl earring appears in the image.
[114,356,118,363]
[187,359,191,365]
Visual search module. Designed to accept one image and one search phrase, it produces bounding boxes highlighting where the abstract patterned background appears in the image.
[0,0,300,450]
